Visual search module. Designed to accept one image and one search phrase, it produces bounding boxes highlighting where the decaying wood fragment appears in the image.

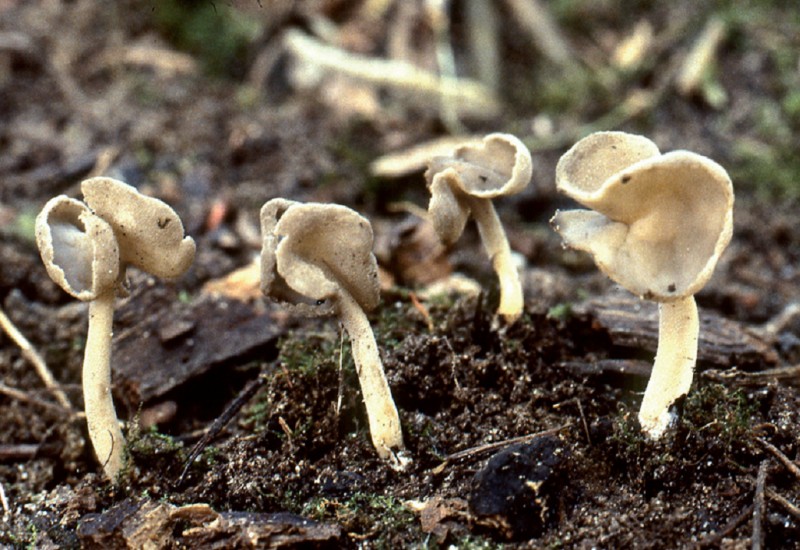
[702,365,800,387]
[577,291,778,369]
[112,282,282,409]
[77,499,342,549]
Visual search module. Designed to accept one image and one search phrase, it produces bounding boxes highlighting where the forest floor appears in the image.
[1,1,799,548]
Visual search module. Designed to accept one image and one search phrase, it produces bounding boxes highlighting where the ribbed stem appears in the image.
[337,289,404,460]
[638,296,699,437]
[469,197,523,323]
[84,291,125,480]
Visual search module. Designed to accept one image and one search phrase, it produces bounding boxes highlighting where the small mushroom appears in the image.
[260,199,406,466]
[550,131,733,437]
[425,132,532,323]
[35,177,195,480]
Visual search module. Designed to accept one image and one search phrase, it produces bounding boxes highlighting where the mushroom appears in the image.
[35,177,195,480]
[550,131,733,437]
[425,132,532,323]
[260,199,406,466]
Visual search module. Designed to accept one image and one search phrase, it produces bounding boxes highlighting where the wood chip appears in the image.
[578,291,778,369]
[112,284,281,408]
[77,499,342,549]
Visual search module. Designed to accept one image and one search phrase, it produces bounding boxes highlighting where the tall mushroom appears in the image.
[260,199,406,466]
[425,132,533,323]
[550,131,733,437]
[35,177,195,480]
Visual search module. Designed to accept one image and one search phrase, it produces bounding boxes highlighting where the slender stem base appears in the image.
[337,290,405,463]
[84,292,125,480]
[638,296,699,438]
[468,198,524,323]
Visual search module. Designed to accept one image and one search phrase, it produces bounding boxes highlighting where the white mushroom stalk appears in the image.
[35,177,195,480]
[84,288,123,477]
[551,131,733,438]
[425,132,533,324]
[640,297,699,435]
[260,199,406,466]
[337,289,405,455]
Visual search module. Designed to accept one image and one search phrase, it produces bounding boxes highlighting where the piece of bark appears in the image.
[577,291,778,369]
[177,507,343,548]
[556,359,652,383]
[77,499,171,550]
[112,282,281,408]
[77,499,342,549]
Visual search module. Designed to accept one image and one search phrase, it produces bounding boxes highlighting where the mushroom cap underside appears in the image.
[552,150,733,301]
[35,195,120,301]
[260,200,381,313]
[425,132,533,199]
[81,177,195,278]
[556,131,661,199]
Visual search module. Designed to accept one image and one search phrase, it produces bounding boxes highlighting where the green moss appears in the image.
[278,332,346,376]
[730,142,800,201]
[449,534,506,549]
[127,425,185,458]
[299,492,418,548]
[606,383,758,494]
[547,303,573,321]
[680,383,756,447]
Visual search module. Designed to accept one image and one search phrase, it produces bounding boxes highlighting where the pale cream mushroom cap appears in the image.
[260,199,405,462]
[81,177,196,279]
[425,132,532,244]
[552,132,733,301]
[260,199,380,314]
[35,195,120,301]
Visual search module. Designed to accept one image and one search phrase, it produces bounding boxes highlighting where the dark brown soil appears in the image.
[1,1,799,548]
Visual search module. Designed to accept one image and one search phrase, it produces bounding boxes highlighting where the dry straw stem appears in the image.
[370,135,482,179]
[0,306,72,411]
[676,17,726,97]
[465,0,501,91]
[260,199,406,466]
[551,131,733,437]
[752,460,768,550]
[283,29,499,118]
[502,0,576,67]
[426,133,533,323]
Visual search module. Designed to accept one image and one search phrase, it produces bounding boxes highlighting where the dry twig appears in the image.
[409,292,433,332]
[676,17,726,97]
[0,443,39,461]
[703,365,800,387]
[757,438,800,481]
[464,0,500,91]
[766,488,800,521]
[0,481,8,517]
[177,372,270,485]
[0,382,74,416]
[693,504,755,548]
[752,460,768,550]
[502,0,575,67]
[432,424,569,473]
[0,307,72,411]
